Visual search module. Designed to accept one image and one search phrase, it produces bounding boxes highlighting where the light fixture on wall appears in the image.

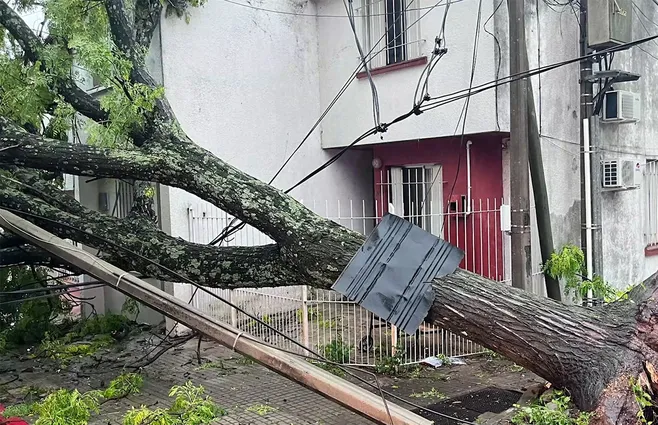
[372,157,382,169]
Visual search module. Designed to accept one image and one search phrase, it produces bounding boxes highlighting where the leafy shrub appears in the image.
[122,381,224,425]
[543,245,616,303]
[375,346,406,375]
[0,266,71,349]
[511,390,593,425]
[321,338,351,364]
[0,375,224,425]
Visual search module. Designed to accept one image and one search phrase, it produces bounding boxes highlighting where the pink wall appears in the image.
[372,133,505,280]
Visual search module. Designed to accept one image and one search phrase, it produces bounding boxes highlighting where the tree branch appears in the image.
[103,0,138,55]
[0,233,23,249]
[134,0,163,48]
[0,117,363,287]
[0,244,79,270]
[0,1,109,123]
[0,172,306,288]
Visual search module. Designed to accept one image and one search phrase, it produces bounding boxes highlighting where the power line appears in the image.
[210,0,448,245]
[483,0,504,131]
[283,33,658,198]
[631,2,658,60]
[419,33,658,112]
[220,0,463,18]
[0,279,101,296]
[0,284,105,307]
[344,0,380,128]
[421,0,483,229]
[413,0,451,106]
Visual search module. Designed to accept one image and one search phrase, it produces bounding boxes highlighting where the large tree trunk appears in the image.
[430,269,658,424]
[0,2,657,423]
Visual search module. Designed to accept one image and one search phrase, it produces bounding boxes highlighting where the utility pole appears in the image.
[508,0,532,290]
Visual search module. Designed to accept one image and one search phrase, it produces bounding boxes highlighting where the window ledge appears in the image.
[357,56,428,79]
[645,245,658,257]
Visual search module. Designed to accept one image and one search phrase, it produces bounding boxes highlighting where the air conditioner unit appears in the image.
[602,90,640,123]
[601,159,641,190]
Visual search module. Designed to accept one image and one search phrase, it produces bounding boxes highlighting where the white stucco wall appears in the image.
[596,0,658,286]
[159,0,374,244]
[497,0,658,290]
[317,0,499,148]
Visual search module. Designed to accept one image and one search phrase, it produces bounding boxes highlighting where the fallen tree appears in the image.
[0,1,656,423]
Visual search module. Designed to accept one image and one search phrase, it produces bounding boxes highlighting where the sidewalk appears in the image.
[1,335,376,425]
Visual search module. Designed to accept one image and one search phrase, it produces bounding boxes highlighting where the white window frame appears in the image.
[357,0,423,69]
[645,160,658,246]
[389,165,443,238]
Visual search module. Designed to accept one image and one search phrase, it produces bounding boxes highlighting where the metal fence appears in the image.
[184,198,505,365]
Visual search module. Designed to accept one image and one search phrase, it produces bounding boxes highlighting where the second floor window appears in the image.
[386,0,406,65]
[359,0,422,68]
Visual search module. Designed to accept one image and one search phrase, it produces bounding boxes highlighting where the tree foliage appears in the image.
[0,265,70,348]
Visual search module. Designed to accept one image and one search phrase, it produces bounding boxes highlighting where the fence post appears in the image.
[391,325,398,357]
[229,289,237,327]
[302,285,310,354]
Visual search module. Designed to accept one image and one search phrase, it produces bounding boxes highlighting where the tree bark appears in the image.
[427,270,655,424]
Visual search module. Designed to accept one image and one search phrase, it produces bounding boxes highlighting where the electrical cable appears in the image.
[0,207,477,425]
[483,0,504,131]
[421,0,483,232]
[418,34,658,112]
[0,271,81,289]
[0,284,105,307]
[268,34,658,203]
[220,0,463,18]
[344,0,381,128]
[0,279,102,295]
[631,3,658,60]
[413,0,450,106]
[210,0,447,245]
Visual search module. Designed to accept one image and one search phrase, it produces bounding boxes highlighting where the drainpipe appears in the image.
[584,121,594,300]
[466,140,472,215]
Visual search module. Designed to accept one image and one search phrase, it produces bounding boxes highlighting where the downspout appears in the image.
[466,140,472,215]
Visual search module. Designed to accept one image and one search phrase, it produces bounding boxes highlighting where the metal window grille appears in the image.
[357,0,423,69]
[114,180,135,219]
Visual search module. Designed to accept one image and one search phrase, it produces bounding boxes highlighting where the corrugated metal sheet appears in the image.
[332,213,464,335]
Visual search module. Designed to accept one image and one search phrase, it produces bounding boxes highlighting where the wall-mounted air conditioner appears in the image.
[601,159,641,190]
[602,90,640,123]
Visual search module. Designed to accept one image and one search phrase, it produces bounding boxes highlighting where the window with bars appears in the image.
[387,165,443,237]
[358,0,422,68]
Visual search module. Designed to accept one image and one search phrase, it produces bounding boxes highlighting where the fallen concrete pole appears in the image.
[0,209,432,425]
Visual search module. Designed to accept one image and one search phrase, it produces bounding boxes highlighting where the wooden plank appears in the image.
[0,209,432,425]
